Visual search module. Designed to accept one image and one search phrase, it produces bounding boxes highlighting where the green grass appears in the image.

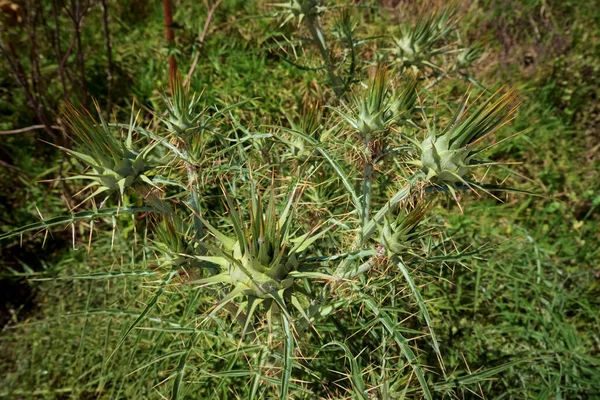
[1,0,599,399]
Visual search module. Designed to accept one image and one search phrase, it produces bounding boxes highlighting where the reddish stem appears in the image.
[162,0,177,87]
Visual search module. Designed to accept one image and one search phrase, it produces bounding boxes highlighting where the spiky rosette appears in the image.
[153,216,197,268]
[394,9,454,69]
[60,101,155,204]
[190,183,329,329]
[274,0,322,26]
[337,69,419,139]
[162,79,204,134]
[414,89,518,186]
[379,202,429,256]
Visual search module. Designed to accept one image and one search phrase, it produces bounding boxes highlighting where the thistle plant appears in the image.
[337,68,395,138]
[1,4,531,399]
[333,68,419,236]
[162,81,205,134]
[336,69,419,140]
[380,202,429,256]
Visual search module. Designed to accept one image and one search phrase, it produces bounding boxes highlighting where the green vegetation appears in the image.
[1,0,598,399]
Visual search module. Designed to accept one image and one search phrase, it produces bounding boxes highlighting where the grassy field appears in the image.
[1,0,599,399]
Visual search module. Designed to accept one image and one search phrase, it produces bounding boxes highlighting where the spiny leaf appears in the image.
[280,313,294,400]
[322,341,368,399]
[363,295,432,400]
[31,270,158,281]
[0,206,153,241]
[393,256,444,374]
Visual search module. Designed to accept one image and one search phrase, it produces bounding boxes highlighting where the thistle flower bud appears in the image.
[337,69,418,138]
[162,78,204,134]
[413,89,517,186]
[191,184,328,322]
[61,102,155,202]
[379,203,428,256]
[419,134,471,184]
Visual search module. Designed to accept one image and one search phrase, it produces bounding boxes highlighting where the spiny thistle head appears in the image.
[455,44,483,70]
[333,9,356,43]
[415,89,518,185]
[394,9,454,68]
[356,68,391,136]
[338,69,419,138]
[162,79,204,134]
[275,0,323,26]
[338,68,393,138]
[192,182,328,325]
[380,202,429,255]
[153,216,196,268]
[61,101,154,201]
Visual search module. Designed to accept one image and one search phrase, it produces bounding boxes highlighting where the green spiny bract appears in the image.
[274,0,323,26]
[415,89,517,185]
[380,202,428,256]
[337,69,418,138]
[61,102,155,202]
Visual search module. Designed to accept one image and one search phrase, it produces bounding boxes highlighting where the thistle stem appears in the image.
[334,179,415,277]
[186,165,204,241]
[162,0,178,87]
[304,16,344,98]
[360,144,373,243]
[295,179,416,332]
